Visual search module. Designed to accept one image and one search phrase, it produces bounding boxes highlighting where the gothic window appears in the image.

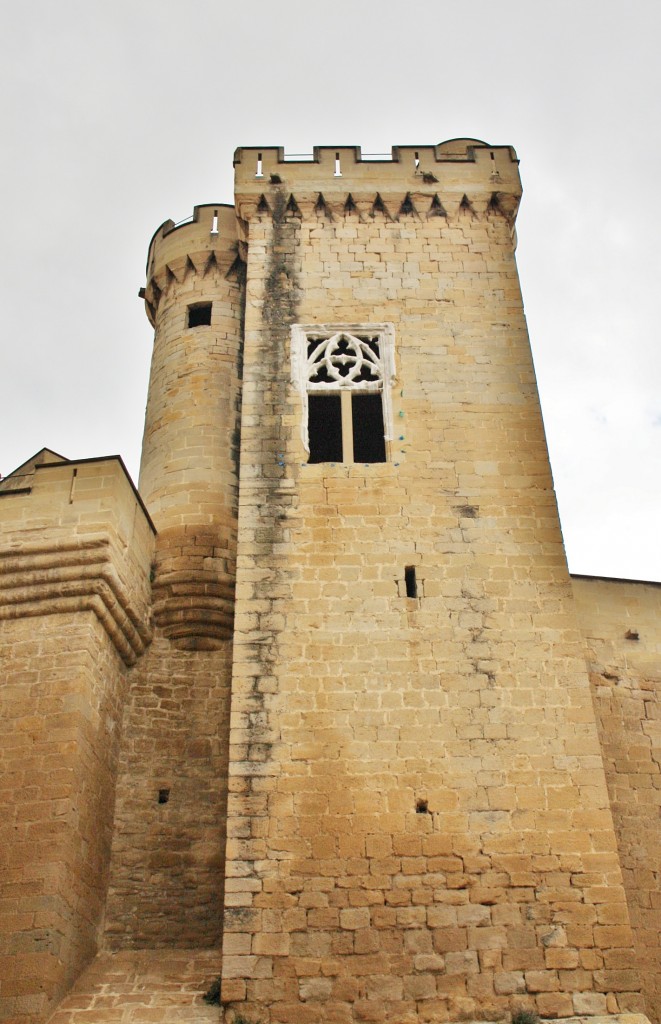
[291,325,395,464]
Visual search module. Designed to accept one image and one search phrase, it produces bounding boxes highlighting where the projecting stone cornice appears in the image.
[0,535,152,665]
[0,456,155,666]
[234,189,520,228]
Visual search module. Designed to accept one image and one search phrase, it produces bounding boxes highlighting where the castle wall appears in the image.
[102,639,233,948]
[572,577,661,1024]
[220,146,644,1023]
[2,140,658,1024]
[0,459,153,1022]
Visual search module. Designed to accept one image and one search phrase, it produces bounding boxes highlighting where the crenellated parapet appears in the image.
[233,138,521,226]
[142,204,240,325]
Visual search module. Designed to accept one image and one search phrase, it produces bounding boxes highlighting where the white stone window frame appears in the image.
[291,323,396,457]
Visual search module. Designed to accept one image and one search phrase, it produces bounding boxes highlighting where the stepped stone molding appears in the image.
[151,569,235,646]
[0,535,152,664]
[149,525,236,647]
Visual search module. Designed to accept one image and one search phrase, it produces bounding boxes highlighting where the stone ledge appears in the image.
[0,535,152,665]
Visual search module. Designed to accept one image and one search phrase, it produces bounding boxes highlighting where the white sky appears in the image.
[1,0,659,581]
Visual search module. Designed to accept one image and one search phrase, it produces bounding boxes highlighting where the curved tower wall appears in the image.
[139,203,242,648]
[101,205,243,949]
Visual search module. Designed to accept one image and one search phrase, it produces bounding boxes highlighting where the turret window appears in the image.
[291,324,395,464]
[187,302,212,328]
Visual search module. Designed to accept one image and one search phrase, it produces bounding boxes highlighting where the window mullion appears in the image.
[340,391,354,464]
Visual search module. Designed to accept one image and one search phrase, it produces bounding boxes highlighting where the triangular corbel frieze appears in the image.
[371,193,392,219]
[488,191,521,224]
[345,193,377,219]
[225,254,246,284]
[290,194,324,219]
[203,250,219,275]
[187,252,211,276]
[343,193,360,218]
[397,192,419,219]
[149,250,239,296]
[285,193,302,217]
[427,193,447,218]
[441,195,474,219]
[256,194,271,216]
[314,193,334,220]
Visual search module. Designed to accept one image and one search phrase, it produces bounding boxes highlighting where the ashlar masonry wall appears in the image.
[220,143,644,1024]
[0,458,154,1023]
[572,577,661,1024]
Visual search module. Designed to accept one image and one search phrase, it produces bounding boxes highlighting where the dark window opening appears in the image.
[405,566,417,598]
[352,393,386,463]
[416,798,429,814]
[187,302,212,328]
[158,788,170,805]
[308,394,343,463]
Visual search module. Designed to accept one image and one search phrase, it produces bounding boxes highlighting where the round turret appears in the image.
[140,204,243,648]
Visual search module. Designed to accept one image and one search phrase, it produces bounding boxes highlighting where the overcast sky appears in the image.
[1,0,659,581]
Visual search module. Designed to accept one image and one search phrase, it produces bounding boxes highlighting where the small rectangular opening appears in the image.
[308,394,343,463]
[405,566,417,599]
[352,393,386,463]
[334,152,342,177]
[187,302,212,328]
[256,152,263,177]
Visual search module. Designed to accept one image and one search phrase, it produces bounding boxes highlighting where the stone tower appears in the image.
[217,141,647,1022]
[0,139,660,1024]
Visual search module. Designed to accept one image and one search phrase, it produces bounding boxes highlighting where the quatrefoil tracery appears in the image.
[306,332,383,389]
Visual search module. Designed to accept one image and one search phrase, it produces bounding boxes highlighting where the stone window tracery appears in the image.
[291,324,395,463]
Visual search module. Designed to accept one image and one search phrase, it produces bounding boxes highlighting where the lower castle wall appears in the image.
[103,637,233,948]
[572,578,661,1024]
[0,613,129,1024]
[0,457,154,1022]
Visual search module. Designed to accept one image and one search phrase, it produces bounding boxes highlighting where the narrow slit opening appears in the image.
[334,152,342,177]
[405,566,417,599]
[210,209,219,235]
[256,152,263,177]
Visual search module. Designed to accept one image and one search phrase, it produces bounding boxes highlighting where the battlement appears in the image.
[145,203,237,281]
[234,138,521,216]
[142,203,239,326]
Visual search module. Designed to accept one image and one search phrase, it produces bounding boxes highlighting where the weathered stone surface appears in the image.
[1,141,660,1024]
